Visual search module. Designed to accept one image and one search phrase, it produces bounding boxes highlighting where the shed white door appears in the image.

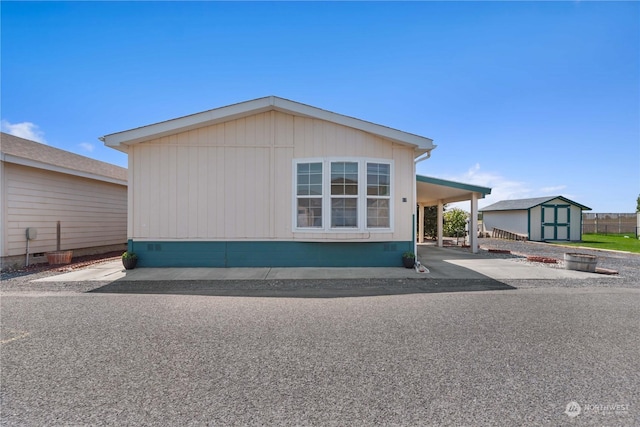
[541,204,570,241]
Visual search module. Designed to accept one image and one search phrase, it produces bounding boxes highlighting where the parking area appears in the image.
[2,239,638,425]
[31,244,606,283]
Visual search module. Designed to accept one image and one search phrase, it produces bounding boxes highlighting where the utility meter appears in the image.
[26,228,38,240]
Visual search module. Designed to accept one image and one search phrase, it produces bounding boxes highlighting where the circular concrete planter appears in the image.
[46,250,73,265]
[564,253,597,273]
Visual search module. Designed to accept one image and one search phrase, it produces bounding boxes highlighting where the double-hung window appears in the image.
[296,162,323,228]
[366,163,391,228]
[294,159,393,232]
[330,162,359,228]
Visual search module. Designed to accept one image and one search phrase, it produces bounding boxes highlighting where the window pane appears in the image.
[310,173,322,185]
[366,162,390,199]
[309,185,322,196]
[331,162,358,195]
[331,198,358,227]
[297,198,322,228]
[345,162,358,173]
[297,162,322,196]
[367,198,390,228]
[345,184,358,195]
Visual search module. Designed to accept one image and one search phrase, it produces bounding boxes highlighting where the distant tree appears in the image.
[423,206,438,239]
[637,194,640,213]
[443,208,469,237]
[417,205,448,239]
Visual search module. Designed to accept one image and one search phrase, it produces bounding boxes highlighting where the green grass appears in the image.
[553,233,640,253]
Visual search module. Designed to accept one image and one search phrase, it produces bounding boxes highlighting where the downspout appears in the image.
[413,150,432,256]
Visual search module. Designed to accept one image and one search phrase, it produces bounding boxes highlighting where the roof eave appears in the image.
[2,153,127,185]
[101,96,435,152]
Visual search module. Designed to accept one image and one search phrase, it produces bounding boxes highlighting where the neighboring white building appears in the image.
[480,196,591,242]
[1,132,127,269]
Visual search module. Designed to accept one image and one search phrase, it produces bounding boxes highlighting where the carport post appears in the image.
[418,204,425,244]
[437,200,444,248]
[470,192,479,253]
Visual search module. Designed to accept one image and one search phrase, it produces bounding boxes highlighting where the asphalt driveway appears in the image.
[1,286,638,426]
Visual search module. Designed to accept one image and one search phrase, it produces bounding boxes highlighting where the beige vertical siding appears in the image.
[130,111,416,242]
[3,163,127,256]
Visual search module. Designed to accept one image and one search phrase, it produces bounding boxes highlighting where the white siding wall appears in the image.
[3,163,127,256]
[130,111,415,242]
[483,211,528,236]
[529,206,542,241]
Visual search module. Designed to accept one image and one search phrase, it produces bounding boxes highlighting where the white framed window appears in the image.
[293,158,393,232]
[296,162,323,228]
[330,161,359,228]
[366,162,391,228]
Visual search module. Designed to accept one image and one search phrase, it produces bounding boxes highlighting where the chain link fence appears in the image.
[582,213,639,237]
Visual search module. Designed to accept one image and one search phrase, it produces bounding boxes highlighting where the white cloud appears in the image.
[442,164,573,212]
[444,163,533,210]
[78,142,95,152]
[1,120,47,144]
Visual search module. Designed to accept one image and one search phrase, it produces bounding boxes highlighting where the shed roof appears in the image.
[480,196,591,212]
[1,132,127,185]
[100,96,436,156]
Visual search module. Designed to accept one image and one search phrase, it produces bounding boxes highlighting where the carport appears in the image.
[416,175,492,253]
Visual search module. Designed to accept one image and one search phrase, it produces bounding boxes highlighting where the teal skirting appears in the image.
[127,240,413,268]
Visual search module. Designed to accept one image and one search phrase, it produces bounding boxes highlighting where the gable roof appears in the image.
[100,96,436,156]
[1,132,127,185]
[480,196,591,212]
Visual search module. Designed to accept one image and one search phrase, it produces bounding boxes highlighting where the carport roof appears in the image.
[416,175,491,205]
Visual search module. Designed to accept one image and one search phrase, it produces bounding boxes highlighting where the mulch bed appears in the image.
[526,256,558,264]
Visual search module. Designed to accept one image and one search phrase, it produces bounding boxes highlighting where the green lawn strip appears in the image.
[553,233,640,253]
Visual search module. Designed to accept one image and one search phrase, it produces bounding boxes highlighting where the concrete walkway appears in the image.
[34,245,601,282]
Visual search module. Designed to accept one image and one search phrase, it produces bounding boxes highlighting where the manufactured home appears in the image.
[102,96,490,267]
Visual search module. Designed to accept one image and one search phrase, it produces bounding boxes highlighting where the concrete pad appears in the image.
[32,246,602,283]
[263,267,420,280]
[34,262,426,282]
[34,261,126,282]
[442,258,598,280]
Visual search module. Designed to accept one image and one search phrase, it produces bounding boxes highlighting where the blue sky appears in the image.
[2,1,638,212]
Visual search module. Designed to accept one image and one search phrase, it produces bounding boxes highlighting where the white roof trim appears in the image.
[2,154,127,186]
[100,96,435,155]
